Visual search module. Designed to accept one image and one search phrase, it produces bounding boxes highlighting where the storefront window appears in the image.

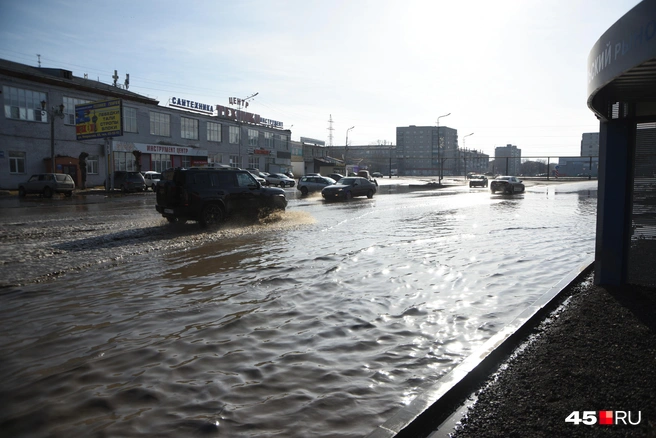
[230,154,239,168]
[248,156,259,169]
[114,151,136,172]
[152,154,172,172]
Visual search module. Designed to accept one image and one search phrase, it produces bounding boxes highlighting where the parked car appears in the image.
[143,171,162,191]
[106,171,146,192]
[265,173,296,187]
[469,175,488,188]
[18,173,75,198]
[372,172,384,178]
[297,176,336,195]
[321,176,377,200]
[327,173,344,182]
[284,171,294,179]
[155,167,287,227]
[490,176,525,194]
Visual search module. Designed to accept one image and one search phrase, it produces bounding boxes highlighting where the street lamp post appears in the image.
[345,126,354,175]
[436,113,450,182]
[463,132,474,178]
[41,100,65,173]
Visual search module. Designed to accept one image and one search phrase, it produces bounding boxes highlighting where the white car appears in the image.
[143,171,161,191]
[265,173,296,187]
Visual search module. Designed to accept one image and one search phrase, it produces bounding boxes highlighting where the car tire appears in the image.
[18,187,26,197]
[469,183,473,188]
[367,190,374,199]
[491,188,496,194]
[166,216,187,224]
[121,184,127,193]
[43,187,53,198]
[345,191,352,200]
[509,185,515,195]
[200,203,225,227]
[65,191,73,197]
[301,187,308,196]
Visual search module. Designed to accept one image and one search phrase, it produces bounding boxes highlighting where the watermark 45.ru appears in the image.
[566,411,641,426]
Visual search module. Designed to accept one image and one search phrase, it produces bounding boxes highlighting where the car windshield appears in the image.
[127,173,143,181]
[496,176,511,181]
[340,177,357,186]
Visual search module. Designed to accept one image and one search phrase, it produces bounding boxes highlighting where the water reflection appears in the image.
[0,183,598,437]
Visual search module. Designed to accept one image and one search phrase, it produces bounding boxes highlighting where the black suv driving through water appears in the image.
[155,168,288,226]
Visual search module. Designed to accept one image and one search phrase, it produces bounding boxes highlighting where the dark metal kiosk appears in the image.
[590,0,656,286]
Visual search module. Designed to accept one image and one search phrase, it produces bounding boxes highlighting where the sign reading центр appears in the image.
[75,99,123,140]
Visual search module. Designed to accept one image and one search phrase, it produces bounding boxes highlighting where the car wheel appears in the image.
[65,191,73,197]
[43,187,53,198]
[121,184,127,193]
[491,188,496,194]
[509,185,515,195]
[200,203,225,227]
[18,187,26,197]
[469,183,473,188]
[301,187,309,196]
[367,190,374,199]
[345,191,352,200]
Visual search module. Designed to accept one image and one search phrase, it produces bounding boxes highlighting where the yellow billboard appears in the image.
[75,99,123,140]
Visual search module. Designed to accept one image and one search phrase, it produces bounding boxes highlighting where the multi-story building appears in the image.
[326,144,397,176]
[0,58,292,190]
[581,132,600,157]
[396,125,458,176]
[494,144,522,175]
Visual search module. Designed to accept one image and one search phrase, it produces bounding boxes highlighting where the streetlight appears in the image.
[436,113,450,182]
[463,132,474,178]
[344,126,354,176]
[41,100,65,173]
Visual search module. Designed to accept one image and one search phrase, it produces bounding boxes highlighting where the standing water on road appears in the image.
[0,181,597,437]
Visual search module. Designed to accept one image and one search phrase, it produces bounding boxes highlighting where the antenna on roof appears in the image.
[37,54,41,68]
[112,70,119,87]
[124,73,129,90]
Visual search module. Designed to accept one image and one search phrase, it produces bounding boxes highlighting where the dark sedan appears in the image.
[490,176,525,194]
[321,176,377,200]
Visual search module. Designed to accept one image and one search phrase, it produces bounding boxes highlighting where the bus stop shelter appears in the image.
[589,0,656,286]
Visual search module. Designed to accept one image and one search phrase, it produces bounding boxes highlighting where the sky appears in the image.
[0,0,643,158]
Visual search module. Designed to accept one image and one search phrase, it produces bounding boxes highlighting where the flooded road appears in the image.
[0,181,597,437]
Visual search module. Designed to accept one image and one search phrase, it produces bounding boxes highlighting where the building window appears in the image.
[9,151,26,173]
[182,156,191,168]
[207,122,222,142]
[248,156,259,169]
[114,151,137,171]
[210,153,223,166]
[152,154,171,172]
[229,154,239,168]
[277,134,289,150]
[181,117,199,140]
[229,126,240,144]
[3,86,46,122]
[63,96,90,125]
[248,129,259,147]
[86,155,99,175]
[123,107,138,133]
[150,111,170,136]
[264,132,273,148]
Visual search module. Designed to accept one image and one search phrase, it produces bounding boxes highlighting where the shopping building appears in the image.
[0,58,292,189]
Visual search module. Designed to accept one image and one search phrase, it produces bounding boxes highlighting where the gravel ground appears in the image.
[449,273,656,437]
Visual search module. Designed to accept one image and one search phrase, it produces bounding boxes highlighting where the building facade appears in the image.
[581,132,600,157]
[494,144,522,175]
[396,125,458,176]
[0,58,292,190]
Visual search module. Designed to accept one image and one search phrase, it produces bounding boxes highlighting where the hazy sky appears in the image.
[0,0,642,157]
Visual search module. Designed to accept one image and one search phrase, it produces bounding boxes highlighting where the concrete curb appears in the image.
[365,257,595,438]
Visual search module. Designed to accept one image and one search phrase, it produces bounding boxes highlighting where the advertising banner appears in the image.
[75,99,123,140]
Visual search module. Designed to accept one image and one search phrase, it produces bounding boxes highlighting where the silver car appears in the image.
[297,176,336,195]
[19,173,75,198]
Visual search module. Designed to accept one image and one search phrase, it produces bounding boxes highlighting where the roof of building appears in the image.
[0,58,159,106]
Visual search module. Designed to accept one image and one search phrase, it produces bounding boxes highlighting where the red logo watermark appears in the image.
[566,411,641,426]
